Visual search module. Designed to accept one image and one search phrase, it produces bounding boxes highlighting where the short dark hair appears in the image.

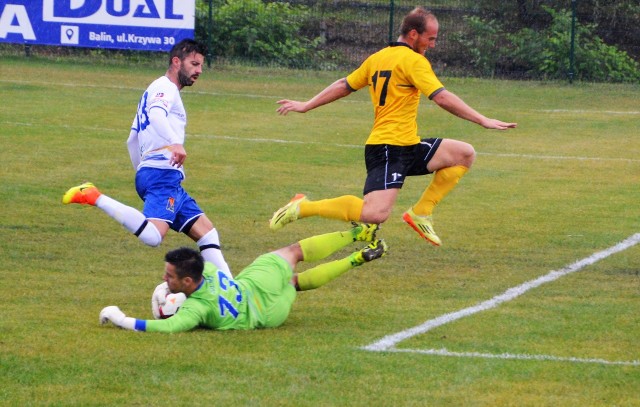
[168,38,207,65]
[400,7,436,36]
[165,247,204,280]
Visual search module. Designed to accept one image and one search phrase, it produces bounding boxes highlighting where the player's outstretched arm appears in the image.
[100,302,198,333]
[277,78,352,115]
[432,90,517,130]
[99,306,138,330]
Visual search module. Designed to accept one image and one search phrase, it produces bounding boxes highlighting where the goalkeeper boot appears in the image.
[351,221,380,242]
[62,182,102,206]
[269,193,307,230]
[402,207,441,246]
[349,239,388,267]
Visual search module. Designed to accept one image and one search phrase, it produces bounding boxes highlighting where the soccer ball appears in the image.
[151,282,186,319]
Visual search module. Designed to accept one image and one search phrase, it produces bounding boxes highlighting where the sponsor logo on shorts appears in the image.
[166,197,175,213]
[391,172,403,181]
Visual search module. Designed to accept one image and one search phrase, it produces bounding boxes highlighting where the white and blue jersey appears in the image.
[130,75,186,175]
[128,75,203,231]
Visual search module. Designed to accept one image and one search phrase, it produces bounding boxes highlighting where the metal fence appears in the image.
[198,0,640,81]
[3,1,637,82]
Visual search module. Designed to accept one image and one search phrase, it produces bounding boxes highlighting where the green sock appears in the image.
[299,229,356,262]
[297,256,355,291]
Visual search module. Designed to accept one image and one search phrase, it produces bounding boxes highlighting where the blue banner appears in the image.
[0,0,195,51]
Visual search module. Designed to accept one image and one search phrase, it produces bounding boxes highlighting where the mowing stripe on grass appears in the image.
[476,151,640,163]
[4,79,640,114]
[362,233,640,365]
[189,134,640,163]
[536,109,640,115]
[4,120,640,163]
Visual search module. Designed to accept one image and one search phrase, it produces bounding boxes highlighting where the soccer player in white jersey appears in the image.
[63,39,231,278]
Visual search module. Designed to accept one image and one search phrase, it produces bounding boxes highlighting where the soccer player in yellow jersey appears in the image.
[271,7,516,246]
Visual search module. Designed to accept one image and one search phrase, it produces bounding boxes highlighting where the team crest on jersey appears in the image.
[151,98,169,108]
[166,197,175,213]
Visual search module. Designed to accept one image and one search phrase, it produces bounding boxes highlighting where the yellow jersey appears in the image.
[346,42,444,146]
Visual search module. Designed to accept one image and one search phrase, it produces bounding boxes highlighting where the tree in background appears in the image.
[191,0,639,81]
[480,0,639,61]
[196,0,323,68]
[453,5,640,82]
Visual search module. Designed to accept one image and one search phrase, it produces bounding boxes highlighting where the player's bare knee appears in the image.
[460,142,476,167]
[360,210,390,224]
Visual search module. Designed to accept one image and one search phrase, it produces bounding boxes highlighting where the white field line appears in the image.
[390,348,640,366]
[0,78,359,102]
[361,233,640,366]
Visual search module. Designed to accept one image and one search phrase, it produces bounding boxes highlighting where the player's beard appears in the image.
[178,67,197,87]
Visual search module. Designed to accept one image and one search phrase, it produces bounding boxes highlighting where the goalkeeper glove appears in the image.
[99,306,136,330]
[151,282,186,319]
[151,282,169,319]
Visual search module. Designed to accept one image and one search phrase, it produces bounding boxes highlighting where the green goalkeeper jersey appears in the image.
[138,254,296,333]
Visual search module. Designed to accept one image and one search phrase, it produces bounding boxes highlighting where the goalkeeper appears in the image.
[100,223,387,332]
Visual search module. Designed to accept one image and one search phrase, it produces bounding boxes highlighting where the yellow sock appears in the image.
[297,257,354,291]
[413,165,468,215]
[299,195,363,221]
[299,229,356,262]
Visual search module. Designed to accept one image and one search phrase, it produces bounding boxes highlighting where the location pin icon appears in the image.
[66,29,74,40]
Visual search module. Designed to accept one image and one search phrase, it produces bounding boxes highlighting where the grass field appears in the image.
[1,56,639,406]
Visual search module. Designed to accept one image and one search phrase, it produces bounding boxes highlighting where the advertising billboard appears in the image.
[0,0,195,52]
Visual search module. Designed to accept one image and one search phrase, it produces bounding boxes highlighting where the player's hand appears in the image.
[481,118,517,130]
[151,282,169,319]
[100,306,126,327]
[167,144,187,168]
[276,99,307,115]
